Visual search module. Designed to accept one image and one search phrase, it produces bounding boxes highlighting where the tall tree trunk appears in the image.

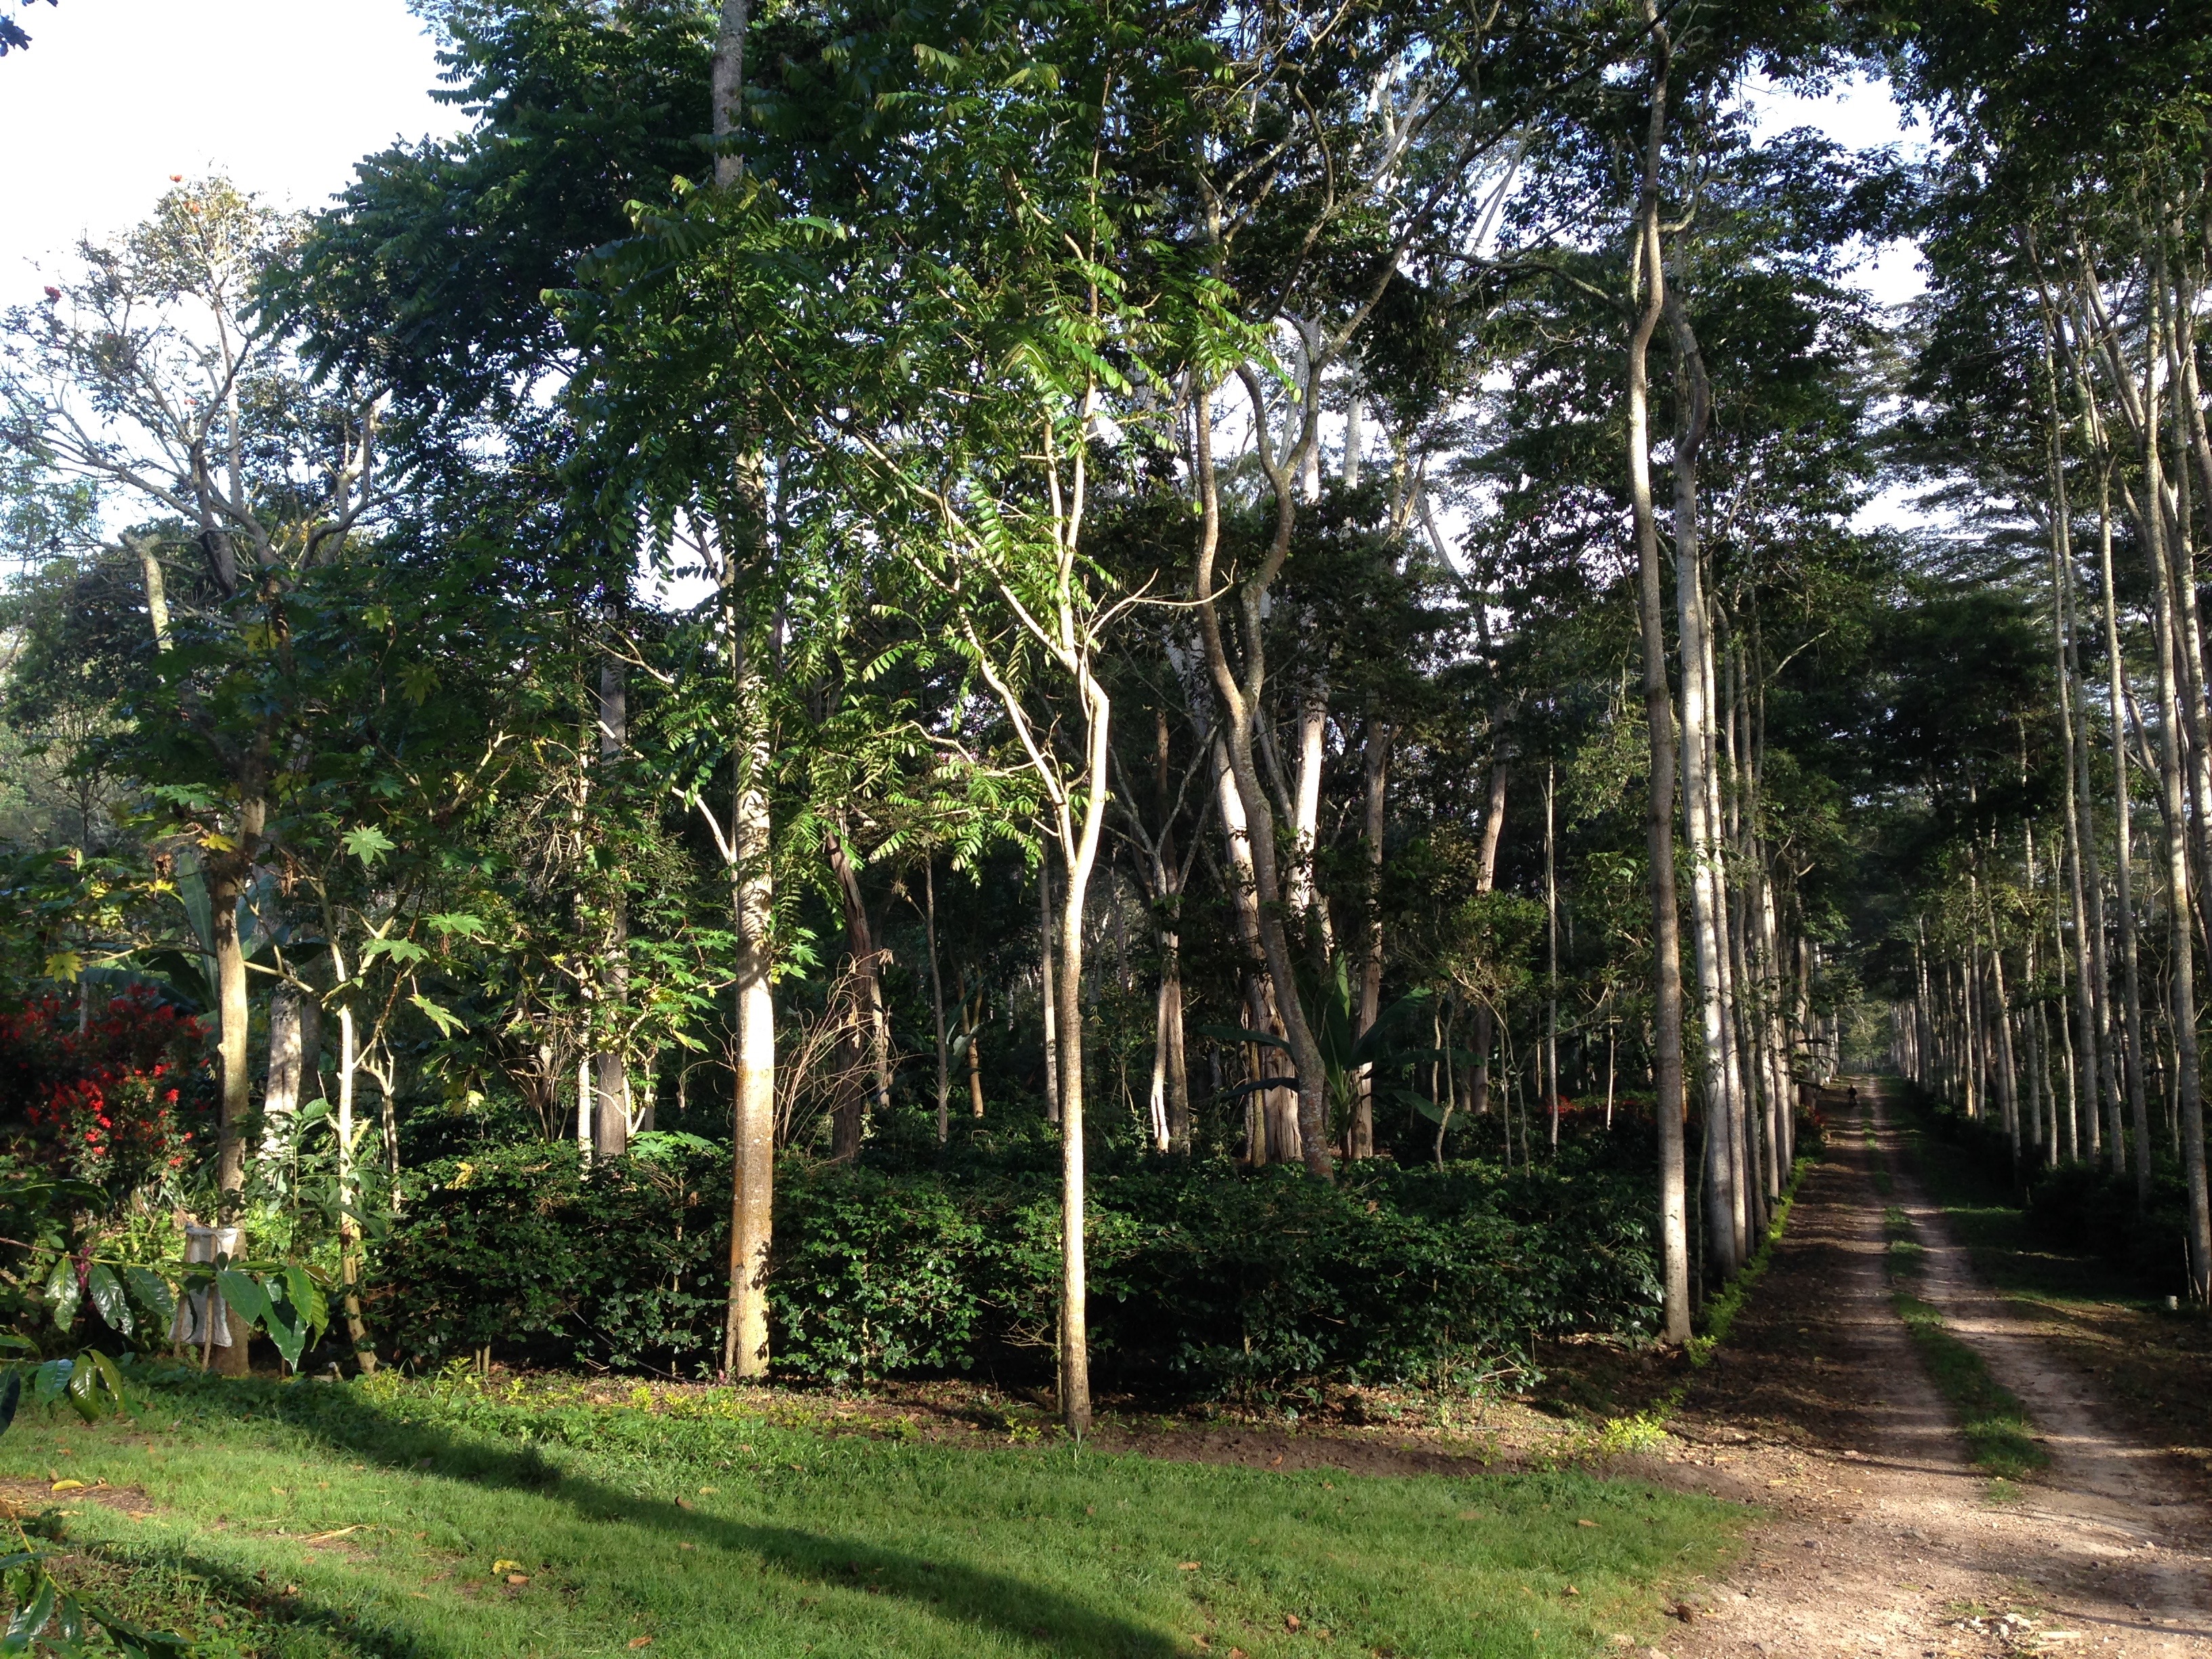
[1626,11,1692,1343]
[1353,718,1390,1158]
[723,636,777,1378]
[924,858,951,1145]
[1147,706,1193,1154]
[710,0,777,1382]
[594,655,632,1161]
[1195,374,1333,1179]
[1664,287,1738,1280]
[1288,675,1331,961]
[206,787,266,1378]
[1469,756,1509,1116]
[328,945,375,1373]
[2141,333,2212,1298]
[1544,761,1561,1149]
[1214,737,1298,1162]
[261,983,309,1172]
[826,821,892,1158]
[1039,861,1060,1122]
[2097,464,2153,1199]
[964,994,987,1118]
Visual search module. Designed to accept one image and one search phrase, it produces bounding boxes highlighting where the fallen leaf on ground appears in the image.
[491,1559,523,1573]
[506,1573,529,1586]
[1179,1561,1200,1571]
[49,1479,83,1493]
[679,1542,695,1551]
[308,1527,364,1544]
[676,1497,695,1510]
[628,1639,653,1650]
[1576,1517,1597,1528]
[1285,1615,1300,1631]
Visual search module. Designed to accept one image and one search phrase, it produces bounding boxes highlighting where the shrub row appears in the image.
[1905,1087,2192,1292]
[369,1138,1664,1389]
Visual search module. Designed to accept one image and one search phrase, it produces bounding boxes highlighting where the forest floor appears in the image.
[375,1076,2209,1658]
[6,1084,2208,1656]
[808,1079,2212,1658]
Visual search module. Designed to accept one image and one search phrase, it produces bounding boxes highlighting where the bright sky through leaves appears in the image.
[0,0,462,295]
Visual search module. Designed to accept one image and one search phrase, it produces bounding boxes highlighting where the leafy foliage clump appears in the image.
[373,1139,1664,1390]
[1906,1087,2192,1293]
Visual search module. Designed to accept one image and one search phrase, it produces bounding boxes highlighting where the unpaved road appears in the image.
[1659,1085,2212,1658]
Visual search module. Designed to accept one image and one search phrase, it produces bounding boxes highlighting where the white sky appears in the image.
[1745,72,1929,313]
[0,1,463,294]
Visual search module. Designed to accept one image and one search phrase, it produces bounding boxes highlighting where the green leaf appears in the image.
[424,912,487,940]
[47,1589,83,1647]
[88,1606,195,1659]
[284,1265,327,1343]
[215,1269,270,1334]
[84,1265,129,1337]
[5,1574,56,1649]
[341,825,396,868]
[87,1352,131,1417]
[262,1296,307,1370]
[409,994,464,1037]
[63,1358,101,1423]
[41,1259,78,1333]
[30,1360,70,1410]
[123,1268,176,1330]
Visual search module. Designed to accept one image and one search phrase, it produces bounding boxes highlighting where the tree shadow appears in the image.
[79,1532,454,1659]
[186,1382,1184,1659]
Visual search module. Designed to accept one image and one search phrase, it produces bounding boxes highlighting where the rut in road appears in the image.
[1656,1082,2212,1659]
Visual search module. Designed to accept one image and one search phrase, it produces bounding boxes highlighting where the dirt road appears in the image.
[1660,1085,2212,1658]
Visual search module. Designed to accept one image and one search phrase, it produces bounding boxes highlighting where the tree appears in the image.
[0,180,387,1293]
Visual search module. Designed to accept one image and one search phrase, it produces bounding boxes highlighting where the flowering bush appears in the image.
[0,989,215,1202]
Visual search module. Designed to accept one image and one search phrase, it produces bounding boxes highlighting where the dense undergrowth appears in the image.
[373,1128,1669,1389]
[1899,1084,2192,1293]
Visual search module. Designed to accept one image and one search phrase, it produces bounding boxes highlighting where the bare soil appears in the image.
[1652,1084,2212,1659]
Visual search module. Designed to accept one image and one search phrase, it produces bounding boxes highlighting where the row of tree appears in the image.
[1880,5,2212,1298]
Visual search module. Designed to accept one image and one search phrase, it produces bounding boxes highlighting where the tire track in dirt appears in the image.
[1655,1083,2212,1659]
[1888,1086,2212,1656]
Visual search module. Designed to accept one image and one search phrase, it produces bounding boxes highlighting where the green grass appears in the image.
[0,1369,1744,1658]
[1879,1205,2047,1483]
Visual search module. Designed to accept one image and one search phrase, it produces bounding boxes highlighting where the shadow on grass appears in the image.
[89,1534,451,1659]
[171,1380,1185,1659]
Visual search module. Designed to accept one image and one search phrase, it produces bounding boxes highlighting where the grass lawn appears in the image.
[0,1370,1744,1659]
